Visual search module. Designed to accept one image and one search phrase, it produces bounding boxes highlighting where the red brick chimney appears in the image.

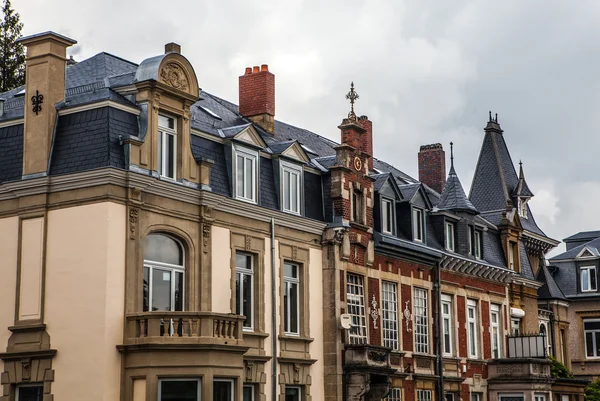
[418,143,446,194]
[358,115,373,170]
[239,64,275,133]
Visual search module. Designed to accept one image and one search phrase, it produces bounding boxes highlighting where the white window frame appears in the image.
[16,384,44,401]
[234,145,258,203]
[445,221,455,251]
[143,236,185,312]
[491,304,502,358]
[511,318,521,336]
[441,294,453,356]
[382,197,394,235]
[158,114,177,179]
[474,230,482,259]
[534,394,546,401]
[280,161,302,215]
[386,388,402,401]
[467,299,478,358]
[213,378,234,401]
[236,252,254,331]
[284,262,300,336]
[414,287,429,354]
[580,265,597,292]
[417,390,432,401]
[471,393,482,401]
[158,378,201,401]
[584,318,600,358]
[243,384,255,401]
[382,281,399,350]
[347,273,368,344]
[413,208,424,242]
[285,386,302,401]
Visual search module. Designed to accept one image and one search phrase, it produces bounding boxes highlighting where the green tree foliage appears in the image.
[549,356,573,379]
[0,0,24,92]
[585,380,600,401]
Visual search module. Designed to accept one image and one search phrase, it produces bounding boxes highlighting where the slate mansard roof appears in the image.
[0,50,551,277]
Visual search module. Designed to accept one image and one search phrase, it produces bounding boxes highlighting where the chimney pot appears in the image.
[253,66,260,73]
[165,42,181,54]
[418,143,446,194]
[261,64,268,72]
[239,64,275,134]
[245,67,252,75]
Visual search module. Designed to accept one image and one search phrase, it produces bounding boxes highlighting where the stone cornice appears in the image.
[440,253,514,283]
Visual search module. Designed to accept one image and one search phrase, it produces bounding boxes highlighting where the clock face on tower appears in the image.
[353,157,362,171]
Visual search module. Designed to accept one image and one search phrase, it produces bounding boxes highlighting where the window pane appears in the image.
[17,386,43,401]
[291,172,298,212]
[586,332,594,357]
[160,380,198,401]
[285,387,300,401]
[245,157,253,199]
[284,263,297,278]
[213,381,233,401]
[158,115,175,129]
[592,268,597,290]
[236,253,251,270]
[143,266,149,312]
[175,271,184,311]
[165,133,175,178]
[145,234,183,265]
[284,170,290,210]
[582,269,589,290]
[242,273,253,327]
[237,155,245,197]
[152,268,172,311]
[158,131,163,174]
[243,386,254,401]
[290,282,299,333]
[346,274,367,344]
[236,272,241,315]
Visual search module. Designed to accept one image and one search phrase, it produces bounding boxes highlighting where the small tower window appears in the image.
[352,189,363,224]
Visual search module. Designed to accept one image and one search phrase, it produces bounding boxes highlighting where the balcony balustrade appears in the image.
[124,311,245,346]
[507,334,547,359]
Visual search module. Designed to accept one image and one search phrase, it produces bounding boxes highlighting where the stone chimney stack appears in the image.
[18,31,76,177]
[418,143,446,194]
[239,64,275,134]
[358,115,373,170]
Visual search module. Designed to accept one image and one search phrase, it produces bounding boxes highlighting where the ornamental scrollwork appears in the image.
[369,295,379,329]
[160,63,189,91]
[404,300,412,332]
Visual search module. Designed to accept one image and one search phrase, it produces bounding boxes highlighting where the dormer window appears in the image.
[281,161,302,215]
[413,208,424,242]
[445,222,455,251]
[518,198,528,219]
[381,198,394,235]
[581,266,597,292]
[509,241,518,271]
[158,114,177,179]
[234,145,258,203]
[469,227,483,259]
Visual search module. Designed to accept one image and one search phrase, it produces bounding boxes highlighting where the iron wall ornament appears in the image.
[370,295,380,329]
[404,300,412,332]
[31,90,43,115]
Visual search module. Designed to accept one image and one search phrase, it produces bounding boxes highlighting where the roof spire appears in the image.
[519,160,524,179]
[484,110,503,133]
[345,81,359,121]
[512,160,534,198]
[449,141,456,175]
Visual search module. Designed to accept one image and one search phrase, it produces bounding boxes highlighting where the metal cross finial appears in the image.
[346,81,359,121]
[450,141,455,171]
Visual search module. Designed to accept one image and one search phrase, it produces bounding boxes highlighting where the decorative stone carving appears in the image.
[292,245,298,261]
[129,208,139,240]
[245,235,252,251]
[404,300,412,332]
[202,223,211,253]
[21,359,30,382]
[160,63,189,91]
[369,295,380,329]
[293,364,300,383]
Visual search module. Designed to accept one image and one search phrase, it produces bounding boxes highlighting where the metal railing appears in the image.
[507,333,547,358]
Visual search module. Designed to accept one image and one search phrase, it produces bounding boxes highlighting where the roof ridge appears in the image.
[100,51,139,67]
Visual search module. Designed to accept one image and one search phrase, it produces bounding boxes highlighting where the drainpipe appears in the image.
[271,218,277,401]
[433,260,444,401]
[547,300,556,357]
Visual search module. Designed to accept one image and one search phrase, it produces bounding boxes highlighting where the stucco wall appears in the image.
[0,217,18,376]
[309,247,324,400]
[44,202,126,401]
[211,226,232,313]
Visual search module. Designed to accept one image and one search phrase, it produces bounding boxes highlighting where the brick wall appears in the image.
[481,300,491,360]
[418,143,446,194]
[358,116,373,170]
[238,65,275,118]
[457,295,467,358]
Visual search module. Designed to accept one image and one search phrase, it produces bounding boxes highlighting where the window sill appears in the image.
[278,334,314,343]
[350,221,370,231]
[236,197,258,205]
[466,358,486,364]
[243,331,270,338]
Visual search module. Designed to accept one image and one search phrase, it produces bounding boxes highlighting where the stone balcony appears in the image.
[344,344,397,401]
[121,311,245,349]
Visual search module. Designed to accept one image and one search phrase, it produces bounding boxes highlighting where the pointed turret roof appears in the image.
[437,143,478,214]
[512,161,534,198]
[536,264,567,301]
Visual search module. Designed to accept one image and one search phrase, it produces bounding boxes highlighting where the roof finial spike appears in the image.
[489,110,492,122]
[495,113,498,123]
[519,160,524,179]
[345,81,359,121]
[449,141,455,174]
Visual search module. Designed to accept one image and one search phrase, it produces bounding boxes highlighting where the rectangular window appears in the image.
[491,304,501,358]
[16,385,43,401]
[236,252,254,330]
[471,393,482,401]
[414,287,429,353]
[512,318,521,336]
[285,386,302,401]
[347,273,368,344]
[581,266,597,292]
[386,388,402,401]
[143,266,184,312]
[509,242,518,271]
[467,299,478,358]
[445,394,455,401]
[213,379,234,401]
[282,163,301,214]
[441,294,453,356]
[474,230,482,259]
[284,262,300,335]
[159,379,200,401]
[382,198,394,234]
[243,385,255,401]
[235,147,257,203]
[382,281,399,350]
[353,190,363,223]
[534,394,546,401]
[417,390,432,401]
[584,319,600,358]
[445,222,455,251]
[158,114,177,179]
[413,208,424,242]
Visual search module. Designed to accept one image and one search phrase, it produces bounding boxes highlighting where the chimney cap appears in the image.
[18,31,77,47]
[165,42,181,54]
[419,143,444,152]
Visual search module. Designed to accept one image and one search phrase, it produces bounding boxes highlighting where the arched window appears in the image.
[143,234,184,312]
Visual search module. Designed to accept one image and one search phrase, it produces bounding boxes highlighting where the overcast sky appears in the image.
[15,0,600,255]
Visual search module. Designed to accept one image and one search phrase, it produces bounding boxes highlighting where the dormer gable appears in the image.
[219,124,267,149]
[270,141,310,164]
[576,246,599,260]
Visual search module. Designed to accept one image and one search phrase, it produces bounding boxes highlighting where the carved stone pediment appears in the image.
[160,63,189,91]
